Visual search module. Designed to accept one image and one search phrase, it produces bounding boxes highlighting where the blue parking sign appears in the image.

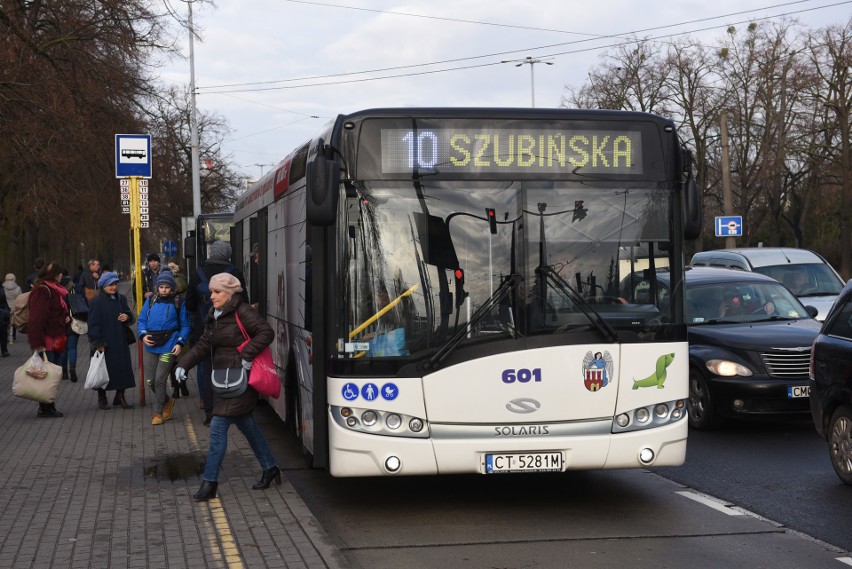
[715,216,743,237]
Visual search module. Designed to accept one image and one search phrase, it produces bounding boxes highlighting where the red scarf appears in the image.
[44,280,69,312]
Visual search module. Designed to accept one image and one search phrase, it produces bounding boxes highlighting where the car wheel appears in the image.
[688,368,717,430]
[828,405,852,486]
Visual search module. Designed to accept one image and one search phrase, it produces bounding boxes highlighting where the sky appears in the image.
[157,0,851,183]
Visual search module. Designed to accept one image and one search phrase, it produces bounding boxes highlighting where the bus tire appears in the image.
[286,358,314,468]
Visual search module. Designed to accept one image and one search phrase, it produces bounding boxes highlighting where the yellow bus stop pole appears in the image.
[130,177,145,406]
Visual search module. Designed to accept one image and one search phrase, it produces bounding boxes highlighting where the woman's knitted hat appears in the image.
[208,272,243,296]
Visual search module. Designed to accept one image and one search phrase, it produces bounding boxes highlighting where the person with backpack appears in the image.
[3,273,21,343]
[138,272,190,425]
[184,239,247,425]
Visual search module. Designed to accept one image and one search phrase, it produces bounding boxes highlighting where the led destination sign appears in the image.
[380,128,643,176]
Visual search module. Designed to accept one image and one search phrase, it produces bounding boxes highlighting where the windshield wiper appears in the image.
[425,274,522,370]
[537,266,619,343]
[750,315,796,322]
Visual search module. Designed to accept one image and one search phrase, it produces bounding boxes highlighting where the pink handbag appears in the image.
[234,311,280,399]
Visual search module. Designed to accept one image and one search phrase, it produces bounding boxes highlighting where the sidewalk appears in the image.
[0,290,349,569]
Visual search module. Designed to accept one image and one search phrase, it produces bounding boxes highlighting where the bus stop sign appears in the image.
[115,134,152,178]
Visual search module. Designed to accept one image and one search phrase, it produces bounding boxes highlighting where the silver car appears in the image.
[690,247,844,321]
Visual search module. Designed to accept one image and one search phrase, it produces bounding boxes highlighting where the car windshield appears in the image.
[753,263,843,296]
[685,281,810,324]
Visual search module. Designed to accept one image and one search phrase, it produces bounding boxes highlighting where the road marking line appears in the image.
[676,490,744,516]
[837,558,852,566]
[186,417,245,568]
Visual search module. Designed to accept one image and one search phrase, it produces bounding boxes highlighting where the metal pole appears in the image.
[720,110,736,249]
[130,177,146,406]
[188,0,201,219]
[529,62,535,107]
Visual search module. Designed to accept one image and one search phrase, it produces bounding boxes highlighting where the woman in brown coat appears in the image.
[27,261,69,418]
[175,272,278,501]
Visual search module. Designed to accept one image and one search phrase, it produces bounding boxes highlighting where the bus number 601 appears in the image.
[502,368,542,383]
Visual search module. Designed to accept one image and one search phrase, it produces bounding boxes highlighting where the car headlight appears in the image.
[705,359,753,377]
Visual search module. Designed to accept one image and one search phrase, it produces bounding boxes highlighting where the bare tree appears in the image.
[805,21,852,276]
[0,0,178,273]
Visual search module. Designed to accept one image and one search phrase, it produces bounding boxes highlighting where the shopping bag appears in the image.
[84,350,110,390]
[234,311,280,399]
[248,348,280,399]
[12,351,62,403]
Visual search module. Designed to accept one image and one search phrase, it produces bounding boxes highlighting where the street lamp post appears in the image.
[502,56,555,108]
[188,0,201,219]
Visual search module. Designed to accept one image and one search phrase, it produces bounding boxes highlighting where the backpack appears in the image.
[146,294,183,318]
[12,291,31,332]
[196,266,237,318]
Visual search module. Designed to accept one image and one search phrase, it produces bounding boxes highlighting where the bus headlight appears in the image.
[611,399,687,433]
[386,414,402,430]
[330,406,429,438]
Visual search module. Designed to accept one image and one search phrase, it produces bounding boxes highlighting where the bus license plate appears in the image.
[484,452,563,473]
[788,385,810,398]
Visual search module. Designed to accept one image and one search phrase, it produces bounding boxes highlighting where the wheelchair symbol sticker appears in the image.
[381,383,399,400]
[361,383,379,401]
[342,383,359,401]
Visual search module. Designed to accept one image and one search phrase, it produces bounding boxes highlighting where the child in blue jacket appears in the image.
[138,272,191,425]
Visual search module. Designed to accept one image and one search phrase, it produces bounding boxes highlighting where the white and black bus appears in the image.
[232,107,702,477]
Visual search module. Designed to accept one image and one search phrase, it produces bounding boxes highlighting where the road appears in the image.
[656,417,852,553]
[262,409,852,569]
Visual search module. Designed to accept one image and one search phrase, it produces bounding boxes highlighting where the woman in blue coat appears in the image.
[88,272,136,410]
[137,272,190,425]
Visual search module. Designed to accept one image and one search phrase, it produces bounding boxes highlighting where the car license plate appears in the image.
[484,452,563,473]
[788,385,810,398]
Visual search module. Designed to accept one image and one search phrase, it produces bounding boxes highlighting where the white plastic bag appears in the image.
[84,350,109,390]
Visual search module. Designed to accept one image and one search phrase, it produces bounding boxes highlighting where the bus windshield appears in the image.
[342,179,677,360]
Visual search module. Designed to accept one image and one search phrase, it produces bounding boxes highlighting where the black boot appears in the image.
[37,403,63,418]
[171,383,181,399]
[98,389,111,410]
[62,368,68,380]
[252,466,281,490]
[69,365,77,383]
[193,480,218,501]
[113,389,132,409]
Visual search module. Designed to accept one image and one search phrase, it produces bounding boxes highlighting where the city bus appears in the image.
[233,107,702,476]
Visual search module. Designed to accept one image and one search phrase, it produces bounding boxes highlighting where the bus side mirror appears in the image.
[306,153,340,226]
[683,178,702,241]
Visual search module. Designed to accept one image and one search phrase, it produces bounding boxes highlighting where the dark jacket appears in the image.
[27,282,69,350]
[141,266,160,297]
[88,291,137,390]
[178,297,273,418]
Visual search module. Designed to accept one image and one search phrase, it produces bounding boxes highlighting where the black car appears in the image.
[809,279,852,485]
[627,267,821,429]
